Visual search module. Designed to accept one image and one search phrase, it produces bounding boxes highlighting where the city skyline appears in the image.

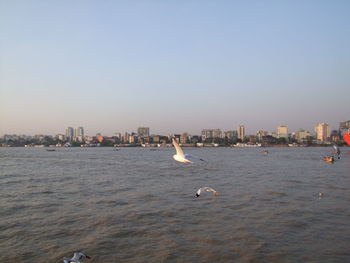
[2,120,348,138]
[1,1,350,136]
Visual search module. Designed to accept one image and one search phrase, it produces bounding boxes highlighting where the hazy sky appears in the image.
[1,0,349,136]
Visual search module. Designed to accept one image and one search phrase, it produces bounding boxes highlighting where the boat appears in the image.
[46,149,56,152]
[323,156,334,163]
[343,132,350,146]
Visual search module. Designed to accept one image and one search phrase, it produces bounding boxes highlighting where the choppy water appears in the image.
[0,147,349,263]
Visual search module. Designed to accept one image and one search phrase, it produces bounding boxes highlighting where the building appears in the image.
[201,129,222,141]
[137,127,150,137]
[237,125,245,141]
[277,125,288,139]
[75,127,84,137]
[66,127,74,141]
[315,123,330,141]
[339,120,350,130]
[256,130,268,142]
[122,132,130,143]
[74,127,84,142]
[339,120,350,136]
[180,133,190,144]
[294,130,312,143]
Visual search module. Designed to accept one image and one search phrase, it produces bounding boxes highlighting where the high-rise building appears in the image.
[277,125,288,138]
[315,123,330,141]
[66,127,74,141]
[75,127,84,137]
[237,125,245,141]
[137,127,150,137]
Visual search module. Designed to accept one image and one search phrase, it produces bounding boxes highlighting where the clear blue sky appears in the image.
[1,0,349,136]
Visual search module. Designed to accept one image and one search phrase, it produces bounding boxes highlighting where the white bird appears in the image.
[172,139,192,164]
[63,252,91,263]
[195,187,219,197]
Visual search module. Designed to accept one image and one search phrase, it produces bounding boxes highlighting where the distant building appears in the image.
[74,127,84,142]
[315,123,330,141]
[237,125,245,141]
[75,127,84,137]
[137,127,150,137]
[277,125,288,139]
[123,132,130,143]
[56,134,66,141]
[66,127,74,141]
[256,130,268,142]
[339,120,350,130]
[201,129,222,141]
[113,133,121,140]
[180,133,190,144]
[294,130,312,143]
[339,120,350,136]
[224,131,235,139]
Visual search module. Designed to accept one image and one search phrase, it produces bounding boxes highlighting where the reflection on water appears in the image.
[0,147,350,262]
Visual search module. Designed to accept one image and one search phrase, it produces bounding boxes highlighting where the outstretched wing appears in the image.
[172,139,185,157]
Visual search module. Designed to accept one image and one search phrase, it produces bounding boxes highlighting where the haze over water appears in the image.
[1,147,349,262]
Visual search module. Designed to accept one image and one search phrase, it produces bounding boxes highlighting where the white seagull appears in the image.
[195,187,219,197]
[172,139,192,164]
[63,252,91,263]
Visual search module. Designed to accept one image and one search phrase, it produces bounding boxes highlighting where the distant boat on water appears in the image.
[46,149,56,152]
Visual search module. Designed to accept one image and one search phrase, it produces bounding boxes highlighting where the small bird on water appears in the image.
[195,187,219,197]
[63,252,91,263]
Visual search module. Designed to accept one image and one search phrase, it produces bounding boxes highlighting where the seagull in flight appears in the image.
[63,252,91,263]
[172,139,192,164]
[195,187,219,197]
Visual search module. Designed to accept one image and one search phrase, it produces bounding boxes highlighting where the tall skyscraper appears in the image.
[75,127,84,137]
[137,127,150,137]
[237,125,245,141]
[277,125,288,138]
[65,127,74,141]
[315,123,330,141]
[74,126,84,142]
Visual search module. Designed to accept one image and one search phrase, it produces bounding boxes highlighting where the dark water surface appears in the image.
[1,147,349,263]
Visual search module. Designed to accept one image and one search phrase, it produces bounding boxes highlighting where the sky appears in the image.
[1,0,349,136]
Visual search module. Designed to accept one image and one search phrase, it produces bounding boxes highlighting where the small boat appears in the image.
[323,156,334,163]
[261,150,269,155]
[46,149,56,152]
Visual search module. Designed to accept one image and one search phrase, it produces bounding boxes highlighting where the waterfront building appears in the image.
[224,131,235,139]
[237,125,245,141]
[74,127,84,142]
[56,134,66,141]
[123,132,130,143]
[75,127,84,137]
[315,123,330,141]
[137,127,150,137]
[129,135,137,144]
[277,125,288,139]
[66,127,74,141]
[113,133,121,140]
[339,120,350,136]
[201,129,222,141]
[256,130,268,142]
[180,133,190,144]
[294,130,312,143]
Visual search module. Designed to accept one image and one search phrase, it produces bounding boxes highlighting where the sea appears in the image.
[0,147,349,263]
